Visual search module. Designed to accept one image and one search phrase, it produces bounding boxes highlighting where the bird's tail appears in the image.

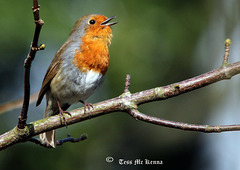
[39,101,58,148]
[40,129,56,148]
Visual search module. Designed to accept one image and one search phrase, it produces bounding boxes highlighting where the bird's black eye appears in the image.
[89,19,95,25]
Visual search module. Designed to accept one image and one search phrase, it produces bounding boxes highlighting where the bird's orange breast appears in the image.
[73,32,111,75]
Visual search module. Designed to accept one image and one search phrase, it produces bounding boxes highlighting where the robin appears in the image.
[36,14,117,148]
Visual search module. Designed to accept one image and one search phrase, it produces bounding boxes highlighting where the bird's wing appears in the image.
[36,40,73,106]
[36,58,61,106]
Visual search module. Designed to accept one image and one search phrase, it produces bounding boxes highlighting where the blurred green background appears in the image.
[0,0,240,169]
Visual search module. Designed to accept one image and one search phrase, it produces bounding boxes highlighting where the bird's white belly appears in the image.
[50,68,104,105]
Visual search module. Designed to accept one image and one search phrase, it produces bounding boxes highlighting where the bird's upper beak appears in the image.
[101,16,118,26]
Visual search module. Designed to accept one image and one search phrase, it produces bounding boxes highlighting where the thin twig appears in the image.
[223,38,231,65]
[57,134,88,146]
[124,74,131,93]
[0,92,38,114]
[128,109,240,132]
[18,0,44,129]
[28,134,88,148]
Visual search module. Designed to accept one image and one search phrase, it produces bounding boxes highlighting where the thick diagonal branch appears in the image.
[131,62,240,106]
[1,58,240,150]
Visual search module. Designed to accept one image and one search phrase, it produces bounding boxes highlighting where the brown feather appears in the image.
[36,61,61,106]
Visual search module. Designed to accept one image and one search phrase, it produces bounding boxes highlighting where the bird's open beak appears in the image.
[101,16,118,26]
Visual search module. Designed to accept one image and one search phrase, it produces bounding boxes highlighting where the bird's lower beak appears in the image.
[101,16,118,26]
